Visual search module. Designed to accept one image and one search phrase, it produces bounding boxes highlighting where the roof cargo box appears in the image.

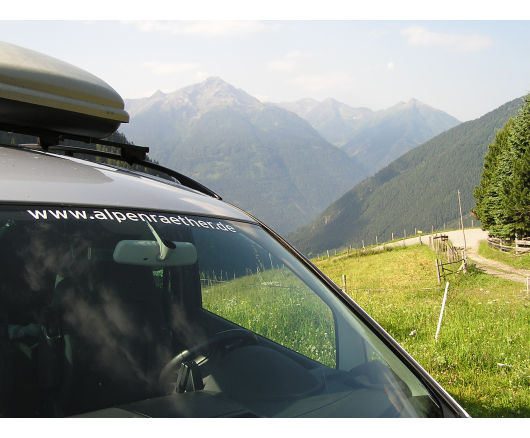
[0,41,129,139]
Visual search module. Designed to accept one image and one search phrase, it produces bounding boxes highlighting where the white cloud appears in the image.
[291,72,351,93]
[143,61,199,75]
[133,20,268,37]
[401,26,492,52]
[267,51,307,71]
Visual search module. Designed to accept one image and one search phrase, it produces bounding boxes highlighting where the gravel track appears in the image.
[444,229,530,284]
[378,228,529,284]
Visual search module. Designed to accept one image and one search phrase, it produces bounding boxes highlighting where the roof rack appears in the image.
[0,122,222,200]
[0,121,148,161]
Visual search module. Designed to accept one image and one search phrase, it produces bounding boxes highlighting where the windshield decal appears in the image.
[26,208,237,232]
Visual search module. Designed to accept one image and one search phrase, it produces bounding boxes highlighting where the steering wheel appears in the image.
[159,328,259,394]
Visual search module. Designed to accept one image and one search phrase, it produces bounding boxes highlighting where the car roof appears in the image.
[0,145,254,222]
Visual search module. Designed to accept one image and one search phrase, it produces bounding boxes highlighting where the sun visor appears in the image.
[0,41,129,139]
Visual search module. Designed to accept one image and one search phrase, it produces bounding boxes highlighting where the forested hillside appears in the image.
[289,97,525,256]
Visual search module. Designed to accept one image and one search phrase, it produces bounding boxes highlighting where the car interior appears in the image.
[0,208,443,417]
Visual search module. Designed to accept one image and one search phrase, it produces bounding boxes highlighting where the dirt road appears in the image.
[445,229,530,284]
[381,228,529,284]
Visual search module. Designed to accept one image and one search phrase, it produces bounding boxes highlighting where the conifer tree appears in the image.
[474,94,530,238]
[503,95,530,237]
[473,119,513,230]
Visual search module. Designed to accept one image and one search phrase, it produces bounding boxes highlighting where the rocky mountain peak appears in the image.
[177,77,262,111]
[388,98,431,112]
[126,77,263,118]
[151,89,166,98]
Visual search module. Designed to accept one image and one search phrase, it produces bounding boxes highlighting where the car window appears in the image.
[0,205,442,417]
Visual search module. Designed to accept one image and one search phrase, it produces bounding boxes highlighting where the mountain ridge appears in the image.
[342,98,461,172]
[121,77,368,234]
[277,96,460,176]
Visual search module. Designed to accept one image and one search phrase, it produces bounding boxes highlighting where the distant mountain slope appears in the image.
[277,98,373,147]
[121,78,368,234]
[288,97,524,256]
[342,99,461,174]
[278,97,460,176]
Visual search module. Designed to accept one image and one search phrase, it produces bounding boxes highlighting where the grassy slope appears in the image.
[315,244,530,418]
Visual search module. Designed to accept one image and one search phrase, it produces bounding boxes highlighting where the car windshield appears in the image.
[0,205,442,417]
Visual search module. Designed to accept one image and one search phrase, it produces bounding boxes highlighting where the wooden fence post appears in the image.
[327,250,330,260]
[342,274,347,292]
[435,259,441,285]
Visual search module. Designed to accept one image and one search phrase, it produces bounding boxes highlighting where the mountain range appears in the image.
[120,77,462,235]
[121,77,368,234]
[278,97,460,176]
[277,98,373,147]
[288,97,525,256]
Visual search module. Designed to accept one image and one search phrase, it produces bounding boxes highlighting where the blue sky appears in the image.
[2,2,530,121]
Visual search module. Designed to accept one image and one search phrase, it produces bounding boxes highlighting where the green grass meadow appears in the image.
[201,268,337,368]
[315,244,529,417]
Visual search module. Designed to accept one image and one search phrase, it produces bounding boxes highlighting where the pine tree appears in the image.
[504,95,530,237]
[473,119,513,231]
[474,94,530,238]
